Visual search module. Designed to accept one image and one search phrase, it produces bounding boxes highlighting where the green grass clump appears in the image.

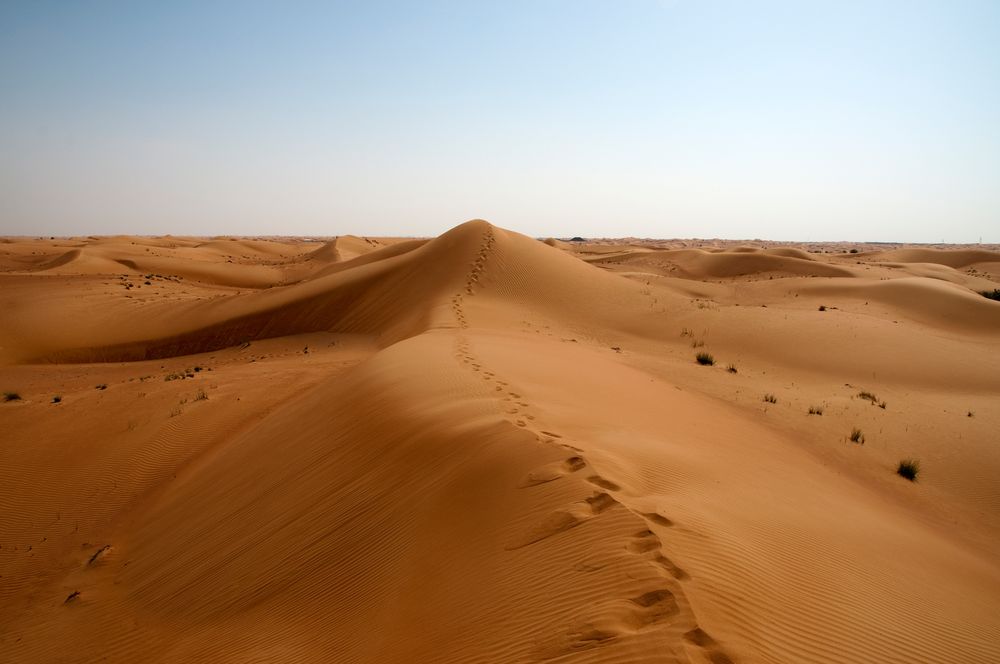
[695,352,715,366]
[896,459,920,481]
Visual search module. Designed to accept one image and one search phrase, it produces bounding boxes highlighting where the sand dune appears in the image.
[588,247,855,280]
[867,248,1000,268]
[2,222,999,663]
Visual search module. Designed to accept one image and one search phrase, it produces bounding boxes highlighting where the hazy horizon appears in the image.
[2,1,998,242]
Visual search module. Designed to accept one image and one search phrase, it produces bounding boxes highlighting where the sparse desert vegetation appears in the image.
[896,459,920,481]
[857,391,887,409]
[849,428,866,444]
[763,393,777,404]
[3,391,22,402]
[981,289,1000,301]
[808,405,823,415]
[695,352,715,366]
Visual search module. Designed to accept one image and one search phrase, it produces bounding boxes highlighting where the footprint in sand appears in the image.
[519,456,587,487]
[642,512,674,527]
[630,588,680,625]
[535,587,680,658]
[653,553,690,580]
[683,628,735,664]
[628,529,661,554]
[87,544,112,566]
[585,492,618,514]
[587,475,622,491]
[508,492,618,549]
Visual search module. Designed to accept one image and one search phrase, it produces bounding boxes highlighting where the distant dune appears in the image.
[2,222,999,663]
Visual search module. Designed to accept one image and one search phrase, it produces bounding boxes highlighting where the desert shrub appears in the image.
[763,393,777,404]
[96,384,107,390]
[695,352,715,366]
[896,459,920,481]
[849,428,865,444]
[195,389,208,401]
[52,395,62,404]
[967,411,974,418]
[3,392,21,402]
[691,339,705,348]
[857,391,887,409]
[726,364,738,373]
[808,405,823,415]
[818,305,826,311]
[980,289,1000,301]
[849,248,859,254]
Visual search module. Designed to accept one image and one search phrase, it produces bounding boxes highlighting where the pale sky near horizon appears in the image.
[1,1,998,242]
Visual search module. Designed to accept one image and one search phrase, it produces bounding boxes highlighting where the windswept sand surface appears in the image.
[2,222,999,663]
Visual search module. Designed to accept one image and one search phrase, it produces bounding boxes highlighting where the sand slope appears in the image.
[2,223,999,663]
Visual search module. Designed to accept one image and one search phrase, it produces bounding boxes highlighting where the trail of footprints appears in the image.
[511,454,731,661]
[464,227,496,295]
[449,233,734,662]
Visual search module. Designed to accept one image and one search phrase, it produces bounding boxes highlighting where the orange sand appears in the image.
[1,222,999,663]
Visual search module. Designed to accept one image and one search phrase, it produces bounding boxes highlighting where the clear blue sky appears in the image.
[1,1,998,241]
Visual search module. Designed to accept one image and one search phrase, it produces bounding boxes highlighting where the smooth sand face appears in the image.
[1,222,999,663]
